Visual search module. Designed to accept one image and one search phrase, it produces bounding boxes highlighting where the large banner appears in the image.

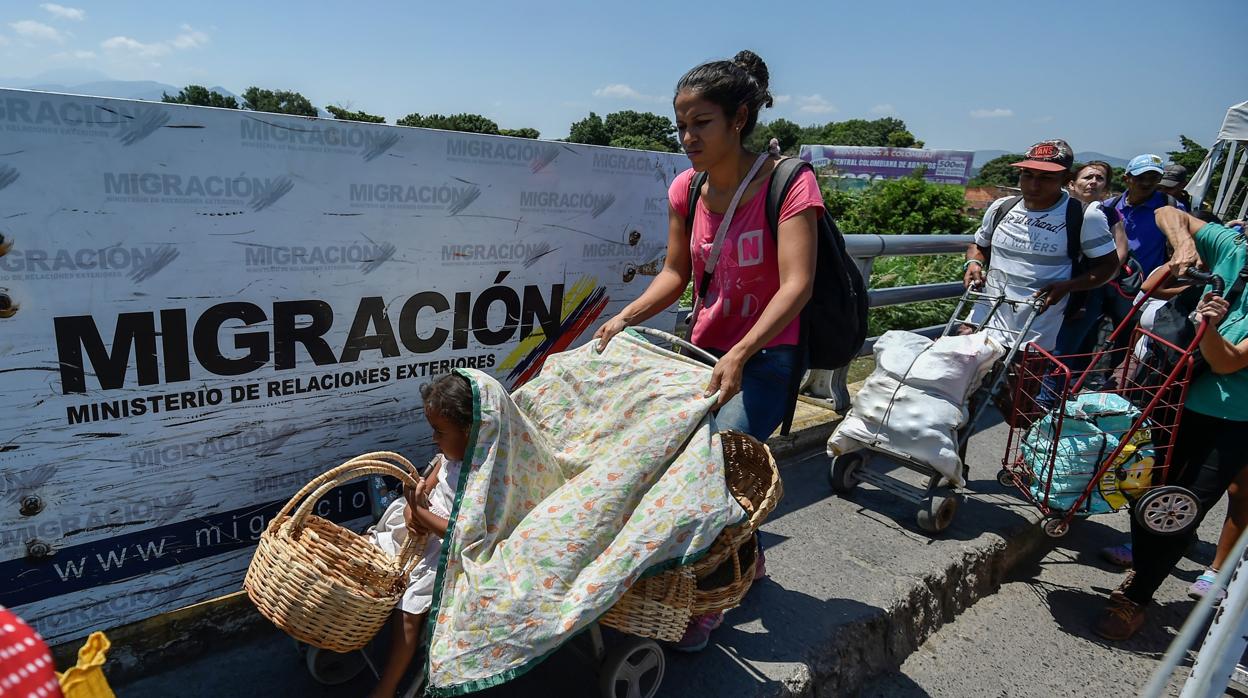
[799,145,974,185]
[0,89,686,644]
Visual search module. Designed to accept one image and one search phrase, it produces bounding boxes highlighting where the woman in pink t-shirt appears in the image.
[592,49,824,651]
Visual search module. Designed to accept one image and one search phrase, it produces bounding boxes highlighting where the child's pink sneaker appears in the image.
[672,612,723,652]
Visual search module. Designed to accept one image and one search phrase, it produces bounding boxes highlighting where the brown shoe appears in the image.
[1094,594,1146,641]
[1110,570,1136,601]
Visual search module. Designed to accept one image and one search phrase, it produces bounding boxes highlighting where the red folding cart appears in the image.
[997,269,1224,538]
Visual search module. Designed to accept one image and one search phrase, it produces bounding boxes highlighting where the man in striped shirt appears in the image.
[964,140,1120,351]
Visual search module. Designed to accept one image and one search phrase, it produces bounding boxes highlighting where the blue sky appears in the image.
[1,0,1244,158]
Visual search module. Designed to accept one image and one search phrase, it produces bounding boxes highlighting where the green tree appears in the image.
[604,110,679,152]
[1167,135,1208,173]
[396,113,500,134]
[500,127,540,139]
[568,112,610,145]
[568,110,678,151]
[241,87,317,117]
[840,171,975,235]
[969,153,1025,187]
[608,134,670,151]
[161,85,238,109]
[324,105,385,123]
[747,118,802,154]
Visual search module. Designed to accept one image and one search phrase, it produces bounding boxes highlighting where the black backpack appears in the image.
[685,159,869,372]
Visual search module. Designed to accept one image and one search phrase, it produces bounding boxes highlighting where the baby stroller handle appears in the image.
[629,326,721,366]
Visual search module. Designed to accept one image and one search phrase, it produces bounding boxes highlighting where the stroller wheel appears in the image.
[829,453,864,495]
[1135,486,1200,536]
[916,493,959,534]
[599,637,664,698]
[306,646,368,686]
[1042,517,1070,538]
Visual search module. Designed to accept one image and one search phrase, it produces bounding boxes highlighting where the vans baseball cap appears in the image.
[1011,140,1075,172]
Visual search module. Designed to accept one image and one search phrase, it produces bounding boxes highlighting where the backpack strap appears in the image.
[685,170,710,297]
[1065,196,1086,266]
[685,171,707,236]
[989,196,1024,242]
[765,157,809,239]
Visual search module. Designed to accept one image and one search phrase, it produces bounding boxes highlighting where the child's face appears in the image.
[427,407,469,462]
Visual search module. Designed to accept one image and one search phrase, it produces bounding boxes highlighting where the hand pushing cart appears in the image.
[997,268,1222,538]
[828,283,1044,534]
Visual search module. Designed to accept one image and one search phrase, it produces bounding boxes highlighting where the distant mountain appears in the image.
[971,149,1129,175]
[1075,151,1130,169]
[0,78,339,117]
[0,79,243,106]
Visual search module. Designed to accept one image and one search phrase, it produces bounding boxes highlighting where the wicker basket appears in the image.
[690,534,757,615]
[244,452,425,653]
[599,567,695,642]
[692,431,782,574]
[600,431,781,638]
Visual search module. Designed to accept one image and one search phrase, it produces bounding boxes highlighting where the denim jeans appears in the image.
[709,345,804,442]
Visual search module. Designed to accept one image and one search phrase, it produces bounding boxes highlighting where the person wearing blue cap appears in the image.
[1078,154,1191,377]
[1108,154,1188,278]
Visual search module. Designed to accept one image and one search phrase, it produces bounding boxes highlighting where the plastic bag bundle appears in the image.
[829,330,1005,486]
[1022,391,1155,514]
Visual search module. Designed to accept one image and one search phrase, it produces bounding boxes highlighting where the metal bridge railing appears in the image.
[803,233,975,410]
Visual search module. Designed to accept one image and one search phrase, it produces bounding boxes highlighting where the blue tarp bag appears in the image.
[1022,392,1155,514]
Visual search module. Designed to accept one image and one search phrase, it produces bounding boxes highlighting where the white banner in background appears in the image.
[0,89,687,644]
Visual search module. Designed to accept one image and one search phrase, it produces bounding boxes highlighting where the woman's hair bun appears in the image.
[732,50,772,109]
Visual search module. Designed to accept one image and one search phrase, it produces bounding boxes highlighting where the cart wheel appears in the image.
[1042,517,1069,538]
[916,493,959,534]
[599,637,664,698]
[829,453,864,495]
[1134,486,1200,536]
[996,468,1014,488]
[306,646,368,686]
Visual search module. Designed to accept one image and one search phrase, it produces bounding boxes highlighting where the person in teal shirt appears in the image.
[1096,208,1248,640]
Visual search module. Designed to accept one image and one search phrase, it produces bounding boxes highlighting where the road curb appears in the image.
[767,508,1046,697]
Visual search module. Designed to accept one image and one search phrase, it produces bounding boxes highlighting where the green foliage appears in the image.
[867,254,963,336]
[813,173,972,334]
[568,110,679,152]
[609,134,670,151]
[969,153,1024,187]
[241,87,317,116]
[818,181,858,220]
[839,172,975,235]
[500,127,540,139]
[745,118,801,153]
[1167,135,1207,173]
[161,85,238,109]
[750,116,920,154]
[396,112,501,134]
[568,112,610,145]
[324,105,385,123]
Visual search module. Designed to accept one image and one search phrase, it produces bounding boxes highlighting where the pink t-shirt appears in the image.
[669,166,825,352]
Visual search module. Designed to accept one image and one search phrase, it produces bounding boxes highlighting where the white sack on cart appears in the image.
[828,330,1005,487]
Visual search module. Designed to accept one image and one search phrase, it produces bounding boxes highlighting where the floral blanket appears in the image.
[425,330,743,694]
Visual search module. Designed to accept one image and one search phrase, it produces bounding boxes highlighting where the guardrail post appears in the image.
[803,256,875,410]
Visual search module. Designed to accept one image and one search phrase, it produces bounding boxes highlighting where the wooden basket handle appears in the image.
[276,459,429,573]
[343,451,420,476]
